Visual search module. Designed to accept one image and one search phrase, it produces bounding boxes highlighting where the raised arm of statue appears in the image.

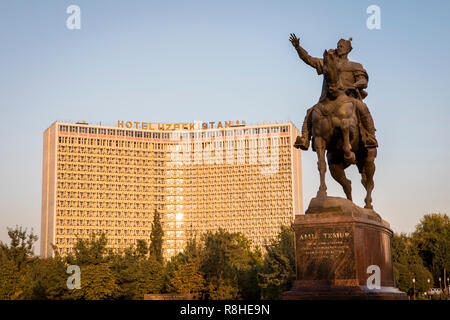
[289,33,323,75]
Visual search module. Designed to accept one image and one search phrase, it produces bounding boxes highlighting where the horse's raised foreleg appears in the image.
[362,148,377,209]
[314,136,327,198]
[341,118,356,164]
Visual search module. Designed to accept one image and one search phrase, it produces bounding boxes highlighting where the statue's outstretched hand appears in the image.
[290,33,300,48]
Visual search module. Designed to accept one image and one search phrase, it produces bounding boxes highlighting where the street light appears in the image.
[427,278,431,300]
[447,277,450,297]
[412,278,416,300]
[439,277,442,298]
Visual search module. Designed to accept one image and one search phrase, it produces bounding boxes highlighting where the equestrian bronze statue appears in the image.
[289,34,378,209]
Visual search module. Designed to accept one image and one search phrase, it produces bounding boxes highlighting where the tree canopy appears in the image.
[0,212,448,300]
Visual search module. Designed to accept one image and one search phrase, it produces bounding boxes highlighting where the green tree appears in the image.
[136,239,149,259]
[0,226,38,299]
[111,241,164,300]
[0,226,38,270]
[0,257,29,299]
[168,258,205,299]
[165,240,205,299]
[28,256,70,300]
[116,258,164,300]
[69,263,120,300]
[392,233,433,297]
[258,225,296,299]
[66,232,109,266]
[63,233,120,300]
[200,229,262,300]
[149,210,164,263]
[206,278,239,300]
[411,213,450,287]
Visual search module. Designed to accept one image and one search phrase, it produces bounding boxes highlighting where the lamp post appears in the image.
[412,278,416,300]
[447,277,450,297]
[427,278,431,300]
[439,277,442,299]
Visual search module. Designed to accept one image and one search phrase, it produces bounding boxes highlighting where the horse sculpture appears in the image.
[299,49,377,209]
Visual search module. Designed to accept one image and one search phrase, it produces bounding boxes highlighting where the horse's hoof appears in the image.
[316,190,327,199]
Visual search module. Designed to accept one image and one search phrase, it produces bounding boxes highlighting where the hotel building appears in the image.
[41,121,303,258]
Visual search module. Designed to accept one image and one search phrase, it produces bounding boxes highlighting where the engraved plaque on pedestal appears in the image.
[296,225,355,284]
[283,197,407,300]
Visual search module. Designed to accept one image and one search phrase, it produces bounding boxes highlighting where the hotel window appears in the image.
[126,130,134,137]
[89,128,97,134]
[281,126,289,132]
[108,129,116,135]
[70,126,78,133]
[80,127,88,134]
[135,131,142,138]
[117,130,125,136]
[60,125,68,132]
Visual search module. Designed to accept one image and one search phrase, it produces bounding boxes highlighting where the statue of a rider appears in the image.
[289,33,378,150]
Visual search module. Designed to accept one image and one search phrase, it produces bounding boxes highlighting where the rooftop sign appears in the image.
[117,120,246,131]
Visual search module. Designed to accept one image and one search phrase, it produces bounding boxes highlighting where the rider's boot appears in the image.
[359,109,378,148]
[294,135,310,150]
[294,109,312,150]
[294,117,310,150]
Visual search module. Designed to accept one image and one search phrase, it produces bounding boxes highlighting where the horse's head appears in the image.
[323,49,343,99]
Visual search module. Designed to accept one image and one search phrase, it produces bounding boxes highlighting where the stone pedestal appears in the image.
[283,197,407,300]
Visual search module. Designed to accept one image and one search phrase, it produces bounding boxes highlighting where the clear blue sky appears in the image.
[1,0,449,253]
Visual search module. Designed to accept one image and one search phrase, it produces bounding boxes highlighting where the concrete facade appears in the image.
[41,121,303,258]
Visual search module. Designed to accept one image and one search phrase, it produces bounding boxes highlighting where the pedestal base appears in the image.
[283,197,407,300]
[283,281,406,300]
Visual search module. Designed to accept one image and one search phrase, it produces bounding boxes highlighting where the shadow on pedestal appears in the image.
[283,196,407,300]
